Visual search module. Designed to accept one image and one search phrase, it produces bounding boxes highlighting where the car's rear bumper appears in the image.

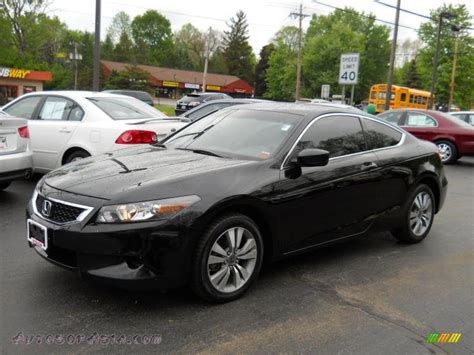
[0,150,33,182]
[26,201,195,290]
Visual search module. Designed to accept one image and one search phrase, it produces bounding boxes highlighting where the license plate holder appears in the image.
[27,219,48,250]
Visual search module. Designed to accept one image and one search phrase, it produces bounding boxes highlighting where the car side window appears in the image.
[38,97,83,121]
[379,111,403,125]
[468,114,474,125]
[405,112,436,127]
[362,118,402,149]
[295,115,367,159]
[3,96,42,119]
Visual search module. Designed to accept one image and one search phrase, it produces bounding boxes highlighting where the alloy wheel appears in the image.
[207,227,258,293]
[437,143,452,163]
[409,191,433,236]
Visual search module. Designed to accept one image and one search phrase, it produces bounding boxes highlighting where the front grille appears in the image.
[35,194,86,224]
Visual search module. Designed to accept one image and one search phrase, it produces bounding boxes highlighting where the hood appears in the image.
[43,146,252,200]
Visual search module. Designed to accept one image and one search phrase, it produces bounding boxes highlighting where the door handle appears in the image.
[360,162,378,171]
[59,128,72,133]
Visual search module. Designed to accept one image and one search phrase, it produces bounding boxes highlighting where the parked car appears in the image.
[175,92,232,115]
[378,108,474,164]
[181,98,266,122]
[1,91,187,173]
[449,111,474,126]
[102,90,154,106]
[0,114,33,190]
[26,103,447,302]
[310,98,331,104]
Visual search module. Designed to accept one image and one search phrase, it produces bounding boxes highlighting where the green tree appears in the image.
[104,66,151,91]
[131,10,173,65]
[222,10,255,83]
[302,9,390,102]
[172,23,206,70]
[264,36,297,101]
[254,43,275,97]
[114,32,135,63]
[107,11,132,43]
[403,59,422,89]
[101,33,114,60]
[417,4,474,109]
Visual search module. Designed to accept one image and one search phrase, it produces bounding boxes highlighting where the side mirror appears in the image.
[297,149,329,167]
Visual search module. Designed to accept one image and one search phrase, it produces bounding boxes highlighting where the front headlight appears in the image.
[96,195,200,223]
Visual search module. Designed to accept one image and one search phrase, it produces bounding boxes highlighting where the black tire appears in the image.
[190,213,264,303]
[435,140,457,164]
[0,181,11,190]
[392,184,435,244]
[64,150,90,165]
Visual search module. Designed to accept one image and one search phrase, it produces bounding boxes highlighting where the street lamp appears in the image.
[448,24,461,112]
[429,11,456,109]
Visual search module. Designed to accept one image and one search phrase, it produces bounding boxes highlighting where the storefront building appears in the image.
[101,60,254,98]
[0,67,52,105]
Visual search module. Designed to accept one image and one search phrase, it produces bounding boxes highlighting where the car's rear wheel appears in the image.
[191,213,263,302]
[0,181,11,190]
[64,150,90,165]
[436,140,457,164]
[392,184,435,244]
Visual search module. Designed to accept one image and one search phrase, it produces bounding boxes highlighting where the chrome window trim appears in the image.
[32,190,94,225]
[280,112,406,170]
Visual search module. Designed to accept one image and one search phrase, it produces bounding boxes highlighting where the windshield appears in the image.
[180,95,203,103]
[163,109,302,160]
[88,97,165,120]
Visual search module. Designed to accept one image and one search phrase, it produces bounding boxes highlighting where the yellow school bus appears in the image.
[369,84,431,113]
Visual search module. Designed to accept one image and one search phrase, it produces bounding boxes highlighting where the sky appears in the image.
[47,0,473,56]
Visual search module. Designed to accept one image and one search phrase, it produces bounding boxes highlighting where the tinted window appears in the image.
[38,97,83,121]
[88,97,165,120]
[363,118,402,149]
[167,110,302,160]
[3,96,42,119]
[296,116,366,158]
[405,112,436,127]
[181,95,203,103]
[187,103,234,122]
[378,111,403,125]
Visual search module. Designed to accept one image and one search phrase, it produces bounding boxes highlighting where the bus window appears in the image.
[400,93,407,102]
[410,95,414,103]
[370,91,376,99]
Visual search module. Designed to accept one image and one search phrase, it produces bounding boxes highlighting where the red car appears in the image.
[378,109,474,164]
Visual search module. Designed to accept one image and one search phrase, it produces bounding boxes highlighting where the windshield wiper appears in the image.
[165,124,215,143]
[177,148,224,158]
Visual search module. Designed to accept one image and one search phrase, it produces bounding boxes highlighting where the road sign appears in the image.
[321,84,330,98]
[339,53,360,85]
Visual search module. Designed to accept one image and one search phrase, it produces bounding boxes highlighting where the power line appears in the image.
[311,0,418,31]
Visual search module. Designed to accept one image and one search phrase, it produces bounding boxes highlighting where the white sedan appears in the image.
[1,91,188,173]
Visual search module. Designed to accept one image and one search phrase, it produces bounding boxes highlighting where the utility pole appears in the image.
[384,0,401,111]
[448,25,461,112]
[290,3,309,101]
[430,12,455,109]
[92,0,101,91]
[202,27,211,93]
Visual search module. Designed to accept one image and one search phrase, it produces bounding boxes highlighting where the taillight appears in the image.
[18,126,29,138]
[115,130,157,144]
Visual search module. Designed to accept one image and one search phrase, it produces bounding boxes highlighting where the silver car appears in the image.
[0,113,33,190]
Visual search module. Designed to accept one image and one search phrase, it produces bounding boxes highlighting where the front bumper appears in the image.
[26,198,196,290]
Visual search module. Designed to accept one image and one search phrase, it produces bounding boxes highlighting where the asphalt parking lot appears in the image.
[1,158,473,354]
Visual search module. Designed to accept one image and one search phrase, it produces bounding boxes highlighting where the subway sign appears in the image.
[0,67,31,79]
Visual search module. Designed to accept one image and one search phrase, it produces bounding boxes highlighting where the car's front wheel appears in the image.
[191,214,264,302]
[392,184,435,244]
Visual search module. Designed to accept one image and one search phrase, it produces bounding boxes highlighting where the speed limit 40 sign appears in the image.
[339,53,359,85]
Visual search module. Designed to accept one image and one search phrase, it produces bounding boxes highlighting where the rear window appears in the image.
[88,97,165,120]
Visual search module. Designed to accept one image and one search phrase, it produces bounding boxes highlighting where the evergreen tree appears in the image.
[222,10,254,83]
[254,43,275,97]
[403,59,422,89]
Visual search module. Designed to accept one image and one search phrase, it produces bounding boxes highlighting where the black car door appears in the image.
[275,114,381,253]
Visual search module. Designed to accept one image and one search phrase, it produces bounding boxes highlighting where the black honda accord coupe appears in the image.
[26,103,447,302]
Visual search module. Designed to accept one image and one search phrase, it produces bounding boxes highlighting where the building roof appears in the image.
[101,60,243,87]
